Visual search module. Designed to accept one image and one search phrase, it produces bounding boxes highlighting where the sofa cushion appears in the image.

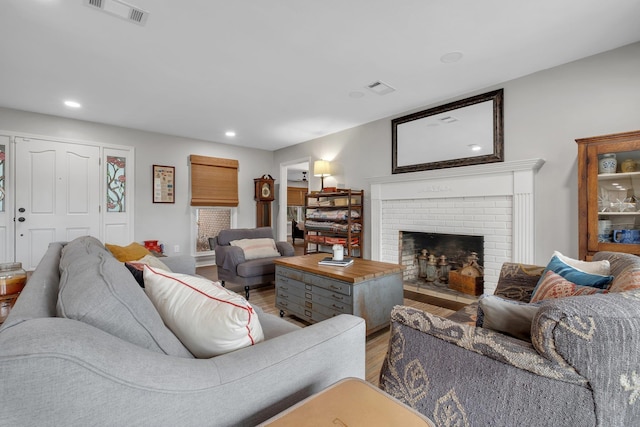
[143,266,264,358]
[132,254,171,271]
[125,255,172,288]
[553,251,611,275]
[236,257,278,278]
[59,235,111,270]
[105,242,152,262]
[531,270,608,303]
[216,226,274,246]
[477,295,540,341]
[535,252,613,290]
[57,251,193,358]
[125,262,145,287]
[230,238,280,260]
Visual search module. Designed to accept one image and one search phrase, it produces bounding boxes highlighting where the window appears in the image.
[195,208,231,253]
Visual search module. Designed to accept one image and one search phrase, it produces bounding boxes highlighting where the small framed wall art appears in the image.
[153,164,175,203]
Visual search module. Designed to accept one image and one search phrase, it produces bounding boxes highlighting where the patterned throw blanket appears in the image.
[305,209,360,220]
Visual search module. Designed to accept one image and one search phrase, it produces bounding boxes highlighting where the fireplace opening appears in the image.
[400,231,484,296]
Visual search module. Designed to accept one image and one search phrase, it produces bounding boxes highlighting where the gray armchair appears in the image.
[212,227,294,299]
[379,252,640,426]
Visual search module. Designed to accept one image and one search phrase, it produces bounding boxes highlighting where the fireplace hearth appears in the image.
[400,231,484,297]
[400,231,483,280]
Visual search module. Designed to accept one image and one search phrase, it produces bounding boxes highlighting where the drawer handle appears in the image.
[280,294,289,299]
[332,304,344,310]
[332,294,344,300]
[329,285,341,290]
[279,286,289,291]
[280,301,288,307]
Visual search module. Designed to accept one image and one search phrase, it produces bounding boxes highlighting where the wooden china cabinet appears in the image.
[576,130,640,260]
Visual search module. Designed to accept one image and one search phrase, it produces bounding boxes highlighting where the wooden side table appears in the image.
[259,377,434,426]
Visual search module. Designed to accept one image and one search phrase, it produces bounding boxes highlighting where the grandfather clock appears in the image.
[254,175,275,227]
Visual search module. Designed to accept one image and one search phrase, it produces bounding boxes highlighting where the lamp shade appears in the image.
[313,160,331,177]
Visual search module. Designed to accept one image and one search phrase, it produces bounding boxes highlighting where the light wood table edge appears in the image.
[258,377,435,426]
[274,254,403,283]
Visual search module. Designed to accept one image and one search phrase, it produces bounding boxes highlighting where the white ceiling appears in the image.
[1,1,639,151]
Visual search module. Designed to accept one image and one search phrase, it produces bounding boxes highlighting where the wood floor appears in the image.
[196,261,456,386]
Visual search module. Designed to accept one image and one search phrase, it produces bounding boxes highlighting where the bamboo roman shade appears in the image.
[190,155,239,206]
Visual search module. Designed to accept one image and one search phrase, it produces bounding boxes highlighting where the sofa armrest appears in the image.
[380,306,595,426]
[532,290,640,426]
[162,255,196,275]
[0,314,365,426]
[276,241,295,257]
[214,245,246,271]
[387,306,585,386]
[494,262,545,302]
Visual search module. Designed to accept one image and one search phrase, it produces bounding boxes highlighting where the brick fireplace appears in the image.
[370,159,544,295]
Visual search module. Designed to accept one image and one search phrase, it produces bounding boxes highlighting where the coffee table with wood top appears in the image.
[274,254,404,335]
[258,377,434,426]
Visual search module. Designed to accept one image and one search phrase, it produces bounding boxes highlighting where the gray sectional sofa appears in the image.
[379,252,640,426]
[0,236,365,426]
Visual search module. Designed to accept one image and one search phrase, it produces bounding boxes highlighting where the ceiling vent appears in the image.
[439,116,459,124]
[84,0,149,26]
[366,80,396,96]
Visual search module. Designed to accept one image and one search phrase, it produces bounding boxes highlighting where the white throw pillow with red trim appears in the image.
[143,266,264,358]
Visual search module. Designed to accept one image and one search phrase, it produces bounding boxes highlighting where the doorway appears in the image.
[9,135,134,270]
[277,158,310,243]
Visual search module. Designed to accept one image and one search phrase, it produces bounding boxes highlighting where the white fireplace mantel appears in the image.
[369,159,545,270]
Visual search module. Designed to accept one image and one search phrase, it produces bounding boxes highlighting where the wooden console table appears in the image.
[274,254,404,335]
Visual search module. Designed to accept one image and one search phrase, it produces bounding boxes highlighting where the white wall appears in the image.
[0,108,275,256]
[274,42,640,264]
[2,42,638,263]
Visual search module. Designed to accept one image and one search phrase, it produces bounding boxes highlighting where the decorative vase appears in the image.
[332,244,344,261]
[621,159,637,173]
[599,153,617,174]
[417,249,428,278]
[437,255,450,283]
[0,262,27,324]
[426,254,438,282]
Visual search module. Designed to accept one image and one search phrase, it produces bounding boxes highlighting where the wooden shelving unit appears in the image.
[303,189,364,258]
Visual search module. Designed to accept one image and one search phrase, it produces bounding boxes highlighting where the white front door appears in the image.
[15,137,100,270]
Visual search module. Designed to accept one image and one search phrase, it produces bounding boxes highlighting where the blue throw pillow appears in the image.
[535,254,613,290]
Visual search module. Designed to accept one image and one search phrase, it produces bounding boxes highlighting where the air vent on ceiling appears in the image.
[366,80,396,96]
[439,116,458,124]
[84,0,149,26]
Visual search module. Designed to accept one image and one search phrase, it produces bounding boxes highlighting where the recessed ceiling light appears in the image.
[64,100,82,108]
[225,131,236,137]
[440,51,464,64]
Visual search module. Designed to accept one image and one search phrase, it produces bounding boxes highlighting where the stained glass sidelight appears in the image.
[0,145,5,212]
[106,156,126,212]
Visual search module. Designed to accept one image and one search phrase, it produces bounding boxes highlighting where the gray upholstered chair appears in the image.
[212,227,294,299]
[379,252,640,426]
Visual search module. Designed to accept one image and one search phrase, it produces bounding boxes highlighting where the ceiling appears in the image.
[1,1,639,151]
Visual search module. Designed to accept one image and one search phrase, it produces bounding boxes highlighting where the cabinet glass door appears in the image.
[596,149,640,247]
